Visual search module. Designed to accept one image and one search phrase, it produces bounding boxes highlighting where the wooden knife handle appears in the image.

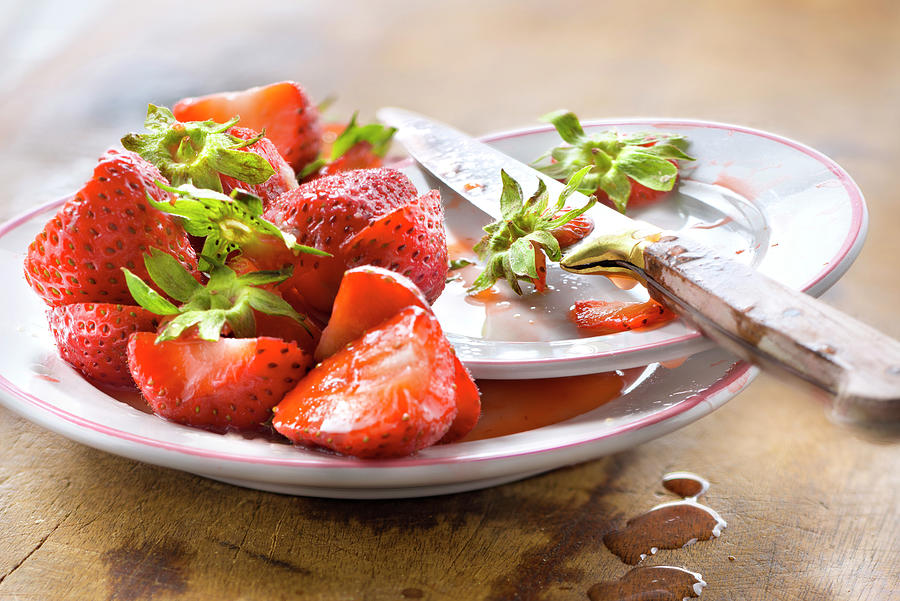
[640,234,900,427]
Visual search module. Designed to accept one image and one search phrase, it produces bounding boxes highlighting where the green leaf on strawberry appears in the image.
[146,182,329,271]
[122,104,275,193]
[300,112,396,178]
[532,110,694,213]
[123,248,309,342]
[469,167,594,295]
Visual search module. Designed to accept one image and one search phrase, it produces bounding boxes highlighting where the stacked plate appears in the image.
[0,120,866,498]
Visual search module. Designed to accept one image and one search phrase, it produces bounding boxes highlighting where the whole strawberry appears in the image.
[173,81,323,173]
[48,302,160,388]
[23,149,199,307]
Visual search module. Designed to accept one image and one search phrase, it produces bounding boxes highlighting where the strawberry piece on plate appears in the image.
[273,306,458,458]
[173,81,323,173]
[127,334,312,431]
[569,298,676,335]
[314,266,481,443]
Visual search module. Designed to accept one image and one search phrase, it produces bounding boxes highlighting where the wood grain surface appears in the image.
[1,1,898,600]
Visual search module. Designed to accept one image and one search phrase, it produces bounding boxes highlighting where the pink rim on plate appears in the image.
[0,119,866,495]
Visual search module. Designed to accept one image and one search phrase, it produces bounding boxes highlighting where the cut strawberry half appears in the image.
[173,81,323,172]
[127,334,312,431]
[273,306,458,458]
[315,265,429,360]
[569,298,676,335]
[342,189,448,303]
[314,266,480,442]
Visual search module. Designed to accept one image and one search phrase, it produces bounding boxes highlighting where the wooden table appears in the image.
[1,1,897,599]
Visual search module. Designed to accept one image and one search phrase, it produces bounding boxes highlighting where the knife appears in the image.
[378,107,900,430]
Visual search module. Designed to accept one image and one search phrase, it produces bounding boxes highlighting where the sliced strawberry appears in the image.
[569,298,676,335]
[23,149,199,307]
[173,81,322,172]
[272,306,457,458]
[122,106,277,195]
[221,126,297,204]
[315,265,429,360]
[128,333,311,431]
[260,168,421,312]
[550,209,595,248]
[228,254,322,354]
[435,357,480,444]
[314,266,480,441]
[342,189,448,303]
[48,303,160,388]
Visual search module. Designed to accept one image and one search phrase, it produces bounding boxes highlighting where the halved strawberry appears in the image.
[23,149,199,307]
[173,81,322,172]
[128,333,311,431]
[315,265,428,360]
[438,358,481,444]
[550,209,595,248]
[272,306,457,458]
[260,168,429,312]
[533,110,694,213]
[569,298,676,335]
[342,189,448,303]
[314,266,480,442]
[48,303,160,388]
[122,105,277,195]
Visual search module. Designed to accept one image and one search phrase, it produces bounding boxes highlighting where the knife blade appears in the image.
[378,107,900,431]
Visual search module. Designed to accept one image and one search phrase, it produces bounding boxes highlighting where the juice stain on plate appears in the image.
[603,472,725,564]
[458,371,628,441]
[587,566,706,601]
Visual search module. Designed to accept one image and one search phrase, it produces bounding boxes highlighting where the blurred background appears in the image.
[0,0,897,324]
[1,1,898,598]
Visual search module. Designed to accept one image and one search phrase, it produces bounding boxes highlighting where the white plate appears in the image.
[423,119,867,378]
[0,120,863,498]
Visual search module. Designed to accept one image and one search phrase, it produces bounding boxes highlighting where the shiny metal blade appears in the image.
[377,107,647,240]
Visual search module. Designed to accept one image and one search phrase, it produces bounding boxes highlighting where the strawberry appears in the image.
[533,110,694,213]
[259,168,441,313]
[314,266,480,442]
[48,303,160,388]
[469,168,594,295]
[141,182,326,272]
[550,209,594,248]
[121,105,279,197]
[272,306,458,458]
[438,358,481,444]
[23,149,199,307]
[300,113,395,181]
[315,265,430,360]
[569,298,676,335]
[128,333,311,431]
[123,248,311,344]
[227,254,322,355]
[220,126,298,204]
[172,81,322,172]
[342,189,448,303]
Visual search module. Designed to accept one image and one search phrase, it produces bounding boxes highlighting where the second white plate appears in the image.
[417,119,867,378]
